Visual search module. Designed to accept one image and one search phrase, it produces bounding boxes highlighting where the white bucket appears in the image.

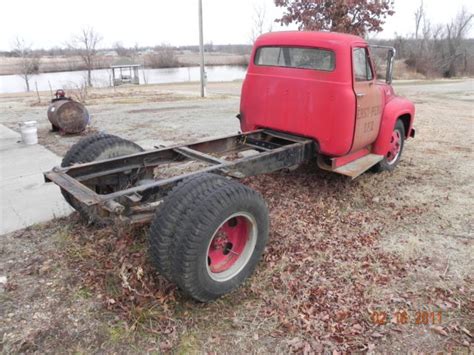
[19,121,38,145]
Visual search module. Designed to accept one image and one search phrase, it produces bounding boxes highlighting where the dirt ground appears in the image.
[0,82,242,154]
[0,80,473,353]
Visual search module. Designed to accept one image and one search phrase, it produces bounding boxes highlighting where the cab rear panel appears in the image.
[239,31,415,160]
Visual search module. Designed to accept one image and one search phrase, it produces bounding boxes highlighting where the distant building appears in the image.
[101,50,118,57]
[110,59,141,86]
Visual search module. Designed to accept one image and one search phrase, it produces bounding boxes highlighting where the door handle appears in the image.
[356,92,366,97]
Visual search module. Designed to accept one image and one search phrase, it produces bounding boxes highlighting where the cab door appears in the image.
[351,46,382,152]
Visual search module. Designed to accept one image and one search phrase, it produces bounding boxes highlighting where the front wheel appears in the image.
[374,120,405,172]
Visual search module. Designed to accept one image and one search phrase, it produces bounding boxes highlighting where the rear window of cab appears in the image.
[254,46,335,72]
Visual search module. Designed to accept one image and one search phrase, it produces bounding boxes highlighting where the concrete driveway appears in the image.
[0,124,72,234]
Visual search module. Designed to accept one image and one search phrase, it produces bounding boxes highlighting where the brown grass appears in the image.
[0,80,472,353]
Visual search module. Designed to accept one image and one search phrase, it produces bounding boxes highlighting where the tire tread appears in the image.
[170,181,268,302]
[149,173,231,281]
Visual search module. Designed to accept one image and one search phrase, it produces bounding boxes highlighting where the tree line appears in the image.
[7,0,473,92]
[256,0,474,78]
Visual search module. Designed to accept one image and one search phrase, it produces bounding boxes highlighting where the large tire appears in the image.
[149,173,232,282]
[74,136,144,164]
[61,133,118,168]
[374,119,405,172]
[61,133,118,206]
[60,135,144,221]
[170,181,269,302]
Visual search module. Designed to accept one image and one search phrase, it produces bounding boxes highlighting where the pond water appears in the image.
[0,65,248,94]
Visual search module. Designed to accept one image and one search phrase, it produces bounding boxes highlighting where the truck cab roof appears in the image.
[255,31,367,48]
[249,31,369,85]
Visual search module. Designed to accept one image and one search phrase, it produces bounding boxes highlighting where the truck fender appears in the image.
[373,97,415,156]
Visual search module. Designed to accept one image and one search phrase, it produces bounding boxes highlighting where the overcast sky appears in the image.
[1,0,473,50]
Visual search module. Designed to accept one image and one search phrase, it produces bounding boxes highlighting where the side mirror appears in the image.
[369,45,397,85]
[385,48,396,85]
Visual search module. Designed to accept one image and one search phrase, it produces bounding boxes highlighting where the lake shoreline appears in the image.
[0,62,249,77]
[0,65,248,94]
[0,52,250,76]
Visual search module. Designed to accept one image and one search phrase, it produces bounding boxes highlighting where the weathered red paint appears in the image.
[240,31,415,162]
[372,93,415,156]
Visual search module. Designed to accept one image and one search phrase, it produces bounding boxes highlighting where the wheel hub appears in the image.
[387,129,401,164]
[206,213,257,282]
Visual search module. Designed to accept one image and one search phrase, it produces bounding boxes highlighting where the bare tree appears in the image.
[113,41,133,57]
[145,44,179,68]
[445,7,473,77]
[414,0,424,40]
[12,37,40,92]
[431,24,444,41]
[250,3,273,43]
[419,3,431,55]
[406,5,473,78]
[70,27,102,87]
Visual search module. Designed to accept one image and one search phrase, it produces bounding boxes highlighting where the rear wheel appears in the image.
[169,181,269,302]
[374,119,405,172]
[60,135,144,222]
[74,136,144,163]
[149,173,232,282]
[61,133,118,206]
[61,133,118,168]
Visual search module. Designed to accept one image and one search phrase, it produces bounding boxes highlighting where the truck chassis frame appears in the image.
[45,130,315,224]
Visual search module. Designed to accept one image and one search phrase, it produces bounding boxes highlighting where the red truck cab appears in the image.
[240,31,415,177]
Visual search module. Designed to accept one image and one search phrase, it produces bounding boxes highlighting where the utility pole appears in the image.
[198,0,206,97]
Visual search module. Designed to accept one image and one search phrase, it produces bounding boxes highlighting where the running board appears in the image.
[318,154,384,179]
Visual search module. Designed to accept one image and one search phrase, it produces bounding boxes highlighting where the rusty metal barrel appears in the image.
[47,99,89,134]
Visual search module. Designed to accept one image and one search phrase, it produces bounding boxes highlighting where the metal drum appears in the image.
[47,99,89,134]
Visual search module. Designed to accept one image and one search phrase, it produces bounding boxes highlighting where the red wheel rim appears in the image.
[386,129,402,164]
[206,212,257,282]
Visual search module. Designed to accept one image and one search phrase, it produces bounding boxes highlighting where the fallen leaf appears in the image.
[431,325,448,337]
[371,332,384,338]
[461,327,472,338]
